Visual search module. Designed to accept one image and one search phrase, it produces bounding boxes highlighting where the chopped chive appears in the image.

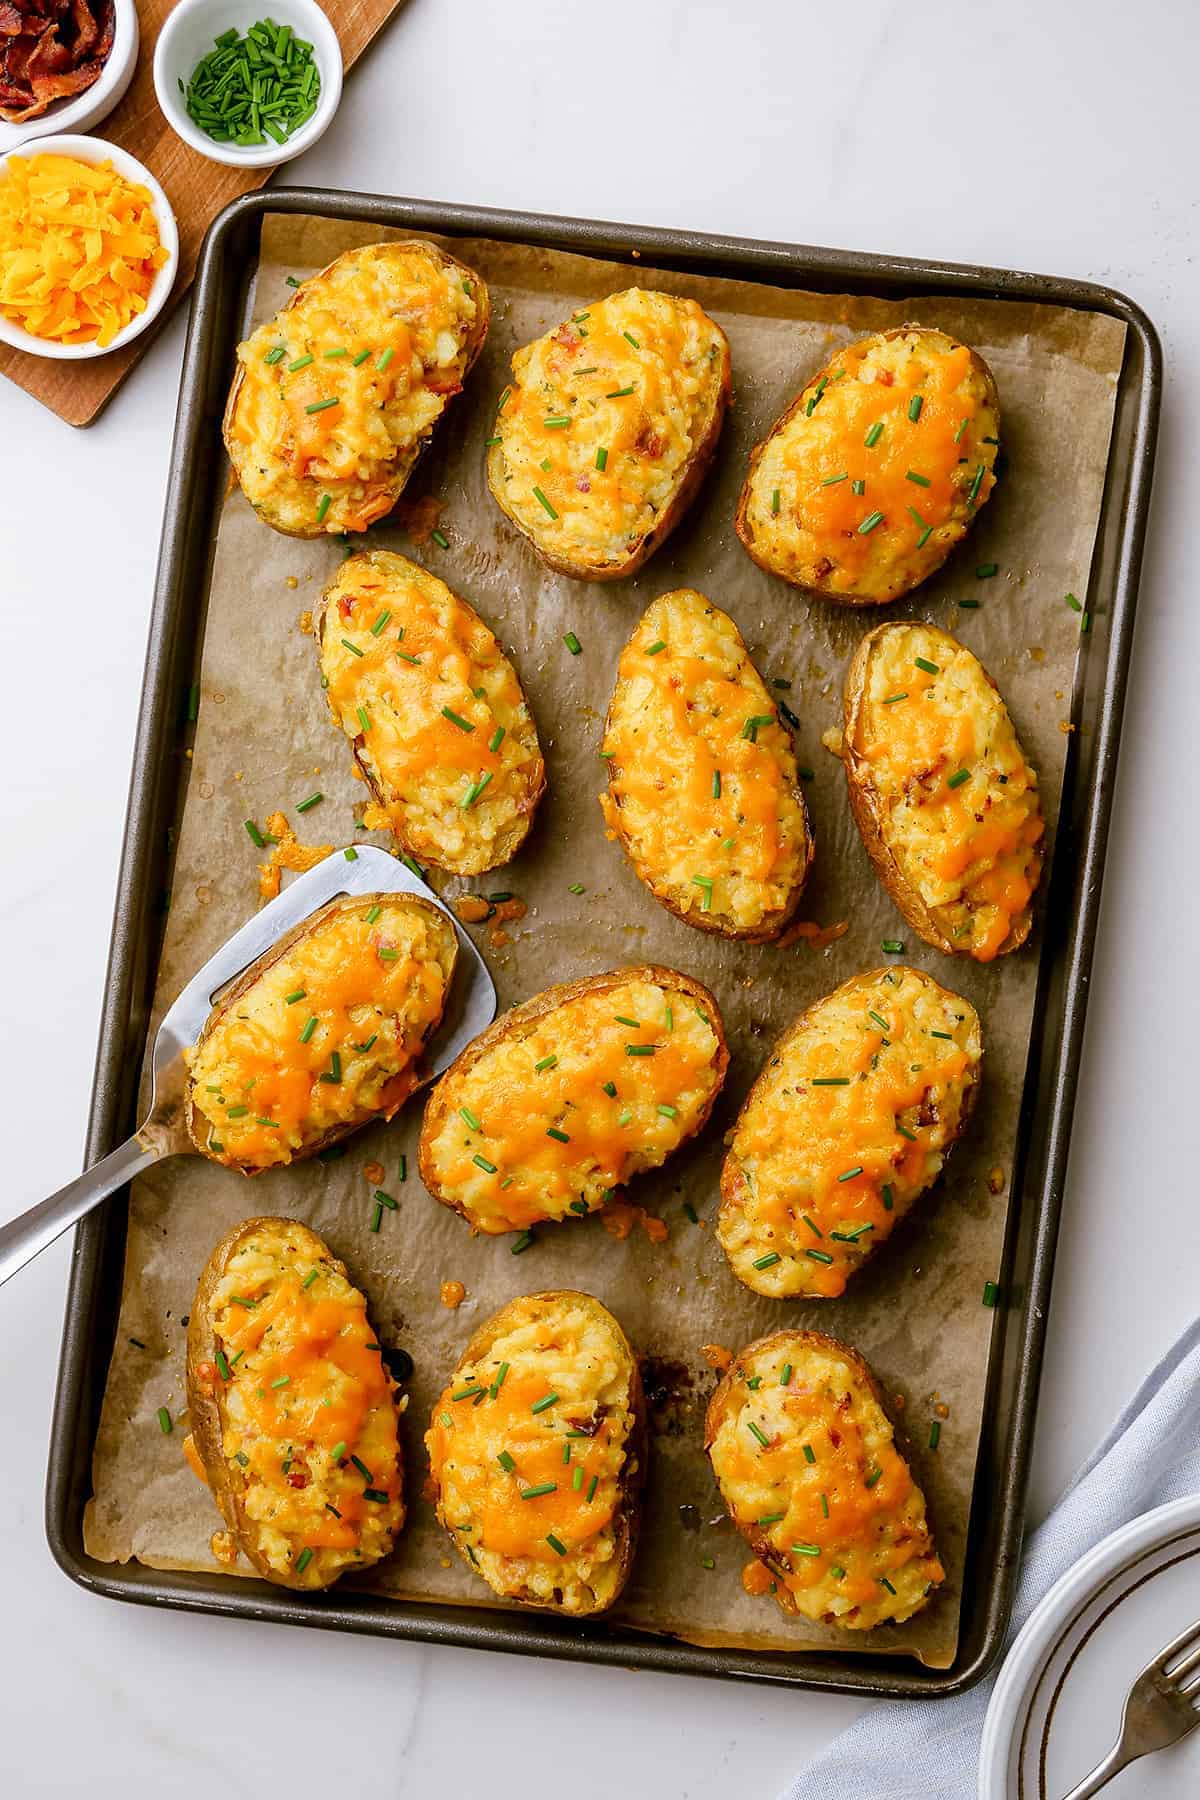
[215,1350,231,1380]
[702,1557,715,1570]
[880,1576,897,1594]
[791,1543,821,1558]
[852,479,865,495]
[473,1153,497,1173]
[931,1029,953,1040]
[882,692,907,705]
[490,1363,510,1398]
[351,348,371,366]
[568,883,584,895]
[363,1487,390,1502]
[305,396,340,415]
[908,394,923,422]
[882,939,905,954]
[625,1044,655,1057]
[929,1420,942,1450]
[315,492,332,524]
[431,528,449,549]
[532,486,558,518]
[264,345,286,364]
[369,608,392,636]
[602,1082,617,1097]
[864,421,884,448]
[882,1184,895,1211]
[811,1077,850,1086]
[270,1375,290,1389]
[712,770,721,799]
[752,1252,780,1271]
[357,706,370,733]
[802,1214,822,1237]
[757,1511,785,1525]
[546,1127,570,1143]
[294,1547,313,1574]
[459,1106,481,1130]
[340,637,364,657]
[779,1363,792,1386]
[545,1532,567,1555]
[858,510,885,534]
[771,488,780,515]
[864,1467,883,1488]
[244,819,267,848]
[802,1443,816,1464]
[976,563,998,579]
[838,1166,864,1182]
[917,524,934,547]
[914,656,939,674]
[820,1493,830,1517]
[605,385,635,398]
[452,1384,485,1401]
[614,1015,640,1028]
[302,1269,319,1290]
[398,1154,407,1182]
[350,1455,373,1482]
[534,1055,558,1072]
[520,1483,557,1499]
[595,446,608,471]
[967,463,986,505]
[488,725,506,753]
[225,1105,249,1118]
[747,1421,770,1448]
[959,598,981,608]
[821,471,848,486]
[531,1392,559,1415]
[947,768,970,789]
[441,706,475,733]
[563,631,582,655]
[867,1009,888,1031]
[484,434,502,447]
[365,904,382,923]
[1066,592,1082,612]
[741,713,774,740]
[657,1104,677,1119]
[376,348,394,372]
[896,1123,918,1142]
[587,1475,598,1504]
[954,417,968,442]
[684,1201,699,1224]
[806,1248,834,1265]
[982,1279,999,1307]
[287,353,313,371]
[646,639,666,655]
[905,470,931,487]
[296,791,322,813]
[572,1465,584,1491]
[299,1016,318,1043]
[691,876,713,910]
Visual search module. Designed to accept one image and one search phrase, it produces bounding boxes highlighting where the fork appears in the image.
[1060,1616,1200,1798]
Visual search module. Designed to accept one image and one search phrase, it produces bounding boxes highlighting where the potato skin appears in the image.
[704,1329,943,1630]
[184,891,457,1173]
[600,589,813,941]
[223,240,489,540]
[418,965,728,1234]
[735,327,1000,606]
[425,1291,646,1615]
[486,288,731,581]
[186,1216,405,1591]
[842,622,1043,960]
[718,966,982,1299]
[317,551,545,876]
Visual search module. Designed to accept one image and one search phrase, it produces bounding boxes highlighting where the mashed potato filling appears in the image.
[742,329,999,601]
[600,589,811,934]
[320,553,543,876]
[199,1223,403,1585]
[424,976,723,1232]
[426,1297,635,1612]
[186,897,454,1170]
[708,1335,942,1629]
[851,623,1043,959]
[719,968,981,1299]
[228,243,479,535]
[491,288,727,568]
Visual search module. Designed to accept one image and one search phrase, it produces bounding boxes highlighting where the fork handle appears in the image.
[1061,1739,1137,1800]
[0,1134,163,1290]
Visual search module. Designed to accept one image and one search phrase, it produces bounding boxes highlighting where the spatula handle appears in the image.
[0,1134,162,1289]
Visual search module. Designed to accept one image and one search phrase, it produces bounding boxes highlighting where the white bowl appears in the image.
[0,134,178,361]
[153,0,343,169]
[0,0,139,152]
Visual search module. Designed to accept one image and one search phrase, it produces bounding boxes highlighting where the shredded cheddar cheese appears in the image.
[0,153,168,347]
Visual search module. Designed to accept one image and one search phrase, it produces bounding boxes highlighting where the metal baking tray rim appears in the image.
[43,186,1162,1699]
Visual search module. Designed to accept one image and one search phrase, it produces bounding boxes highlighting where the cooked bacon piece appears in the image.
[0,0,113,121]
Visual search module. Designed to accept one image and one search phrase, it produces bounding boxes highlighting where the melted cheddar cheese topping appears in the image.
[200,1222,404,1587]
[422,975,723,1233]
[186,897,455,1170]
[320,552,543,875]
[227,243,480,536]
[719,968,981,1299]
[741,330,999,602]
[849,623,1043,959]
[708,1335,942,1629]
[489,288,728,571]
[426,1294,636,1613]
[600,589,811,935]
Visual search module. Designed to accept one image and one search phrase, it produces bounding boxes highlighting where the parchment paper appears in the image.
[83,213,1126,1669]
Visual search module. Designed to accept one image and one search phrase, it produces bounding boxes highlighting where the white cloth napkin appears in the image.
[781,1313,1200,1800]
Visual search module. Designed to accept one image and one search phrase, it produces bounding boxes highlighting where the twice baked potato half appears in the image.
[426,1290,646,1615]
[486,287,731,580]
[718,967,982,1299]
[418,966,728,1235]
[705,1329,943,1629]
[185,1217,405,1590]
[185,891,457,1172]
[599,589,813,940]
[223,239,489,538]
[736,326,1000,605]
[842,621,1044,960]
[318,551,545,876]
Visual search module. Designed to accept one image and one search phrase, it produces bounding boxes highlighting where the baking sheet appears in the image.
[82,212,1125,1669]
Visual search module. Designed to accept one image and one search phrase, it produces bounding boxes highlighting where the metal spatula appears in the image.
[0,847,496,1290]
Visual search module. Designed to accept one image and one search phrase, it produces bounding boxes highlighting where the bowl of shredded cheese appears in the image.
[0,133,178,359]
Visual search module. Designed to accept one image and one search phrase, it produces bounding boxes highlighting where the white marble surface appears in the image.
[0,1,1196,1794]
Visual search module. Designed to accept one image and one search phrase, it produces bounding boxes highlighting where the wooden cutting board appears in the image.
[0,0,406,426]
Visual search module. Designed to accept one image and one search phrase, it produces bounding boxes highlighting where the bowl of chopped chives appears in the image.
[153,0,343,168]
